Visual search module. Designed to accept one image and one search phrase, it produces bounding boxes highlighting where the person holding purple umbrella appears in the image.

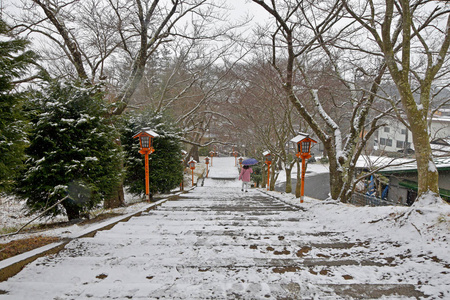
[239,165,253,192]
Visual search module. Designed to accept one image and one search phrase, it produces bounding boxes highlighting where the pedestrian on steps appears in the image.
[239,165,253,192]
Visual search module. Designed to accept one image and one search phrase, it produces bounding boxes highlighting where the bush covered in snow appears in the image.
[16,81,123,220]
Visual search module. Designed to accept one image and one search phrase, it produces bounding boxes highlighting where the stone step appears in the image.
[1,266,427,299]
[140,214,304,222]
[121,216,304,226]
[317,283,426,299]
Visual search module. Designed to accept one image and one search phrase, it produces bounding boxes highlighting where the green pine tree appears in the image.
[18,81,123,220]
[121,111,183,197]
[0,19,37,191]
[251,164,262,188]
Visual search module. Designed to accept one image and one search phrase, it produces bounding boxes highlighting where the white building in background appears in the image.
[430,117,450,140]
[374,119,412,153]
[373,114,450,155]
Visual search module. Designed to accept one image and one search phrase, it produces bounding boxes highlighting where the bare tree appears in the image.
[10,0,225,115]
[136,40,252,160]
[344,0,450,204]
[231,58,302,192]
[251,0,393,202]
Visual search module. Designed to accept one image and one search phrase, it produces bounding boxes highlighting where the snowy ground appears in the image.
[0,191,151,244]
[275,160,330,184]
[0,163,204,243]
[0,157,449,299]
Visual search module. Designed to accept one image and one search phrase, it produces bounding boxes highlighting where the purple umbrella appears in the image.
[242,158,258,165]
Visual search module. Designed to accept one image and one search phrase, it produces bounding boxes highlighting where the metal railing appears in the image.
[350,192,402,207]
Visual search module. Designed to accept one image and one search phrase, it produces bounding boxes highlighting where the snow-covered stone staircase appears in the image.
[0,158,438,299]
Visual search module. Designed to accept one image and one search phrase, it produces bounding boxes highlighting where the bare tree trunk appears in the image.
[262,165,267,189]
[104,183,125,209]
[285,168,292,193]
[409,109,439,196]
[189,145,200,164]
[269,163,276,191]
[328,156,344,201]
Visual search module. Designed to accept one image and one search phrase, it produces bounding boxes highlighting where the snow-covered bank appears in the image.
[268,190,449,244]
[276,161,330,183]
[264,189,450,297]
[0,192,149,244]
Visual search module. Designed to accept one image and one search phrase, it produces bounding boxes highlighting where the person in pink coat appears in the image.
[239,165,253,192]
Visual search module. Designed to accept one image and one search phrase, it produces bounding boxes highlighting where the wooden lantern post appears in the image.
[188,158,196,186]
[291,133,317,203]
[133,128,159,201]
[233,151,239,166]
[209,150,214,167]
[263,151,272,191]
[238,157,244,169]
